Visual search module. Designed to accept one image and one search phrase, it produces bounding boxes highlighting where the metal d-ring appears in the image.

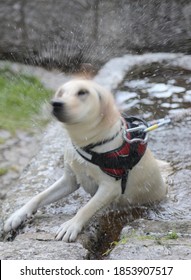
[122,126,148,144]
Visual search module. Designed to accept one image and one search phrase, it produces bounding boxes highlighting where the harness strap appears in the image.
[84,123,123,150]
[121,173,129,194]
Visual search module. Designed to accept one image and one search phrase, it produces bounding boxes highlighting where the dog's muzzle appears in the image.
[51,100,66,122]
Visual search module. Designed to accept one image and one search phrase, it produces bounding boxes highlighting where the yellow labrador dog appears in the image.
[4,80,168,242]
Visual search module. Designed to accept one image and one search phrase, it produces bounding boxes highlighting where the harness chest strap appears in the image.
[74,117,148,194]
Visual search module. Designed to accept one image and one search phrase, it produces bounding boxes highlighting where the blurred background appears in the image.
[1,0,191,72]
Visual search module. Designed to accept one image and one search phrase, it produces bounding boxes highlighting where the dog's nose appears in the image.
[51,100,65,120]
[51,100,64,108]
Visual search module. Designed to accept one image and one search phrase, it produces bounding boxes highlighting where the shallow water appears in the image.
[115,63,191,120]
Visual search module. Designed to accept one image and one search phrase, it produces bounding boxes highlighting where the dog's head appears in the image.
[51,79,118,126]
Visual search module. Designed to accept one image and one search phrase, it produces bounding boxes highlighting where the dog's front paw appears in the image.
[4,203,36,233]
[55,218,82,242]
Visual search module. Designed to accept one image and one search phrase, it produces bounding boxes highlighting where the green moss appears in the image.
[0,68,52,132]
[102,229,179,256]
[0,167,8,176]
[102,236,129,256]
[0,137,6,144]
[166,231,179,240]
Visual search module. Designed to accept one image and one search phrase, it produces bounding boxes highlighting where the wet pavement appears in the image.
[0,130,39,199]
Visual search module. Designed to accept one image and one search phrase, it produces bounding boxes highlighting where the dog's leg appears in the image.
[4,165,78,232]
[55,181,121,242]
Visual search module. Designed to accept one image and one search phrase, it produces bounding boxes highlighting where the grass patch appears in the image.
[166,231,179,240]
[0,137,6,144]
[0,68,53,132]
[0,167,8,176]
[102,236,129,256]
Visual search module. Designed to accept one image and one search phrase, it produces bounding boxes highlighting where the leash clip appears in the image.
[121,116,149,144]
[123,125,148,144]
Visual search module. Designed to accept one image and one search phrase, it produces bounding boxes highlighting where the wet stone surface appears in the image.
[109,219,191,260]
[0,236,87,260]
[0,122,90,260]
[0,130,40,200]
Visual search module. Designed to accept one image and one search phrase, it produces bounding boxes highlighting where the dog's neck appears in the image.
[64,109,122,150]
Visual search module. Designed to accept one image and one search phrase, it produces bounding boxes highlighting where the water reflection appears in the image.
[115,64,191,120]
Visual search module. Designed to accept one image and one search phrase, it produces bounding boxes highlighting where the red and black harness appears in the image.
[74,116,148,194]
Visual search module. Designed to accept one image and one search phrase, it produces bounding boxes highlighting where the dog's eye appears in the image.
[77,90,89,97]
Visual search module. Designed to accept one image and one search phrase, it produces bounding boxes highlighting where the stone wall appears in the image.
[1,0,191,70]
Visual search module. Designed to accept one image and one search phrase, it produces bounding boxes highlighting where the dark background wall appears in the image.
[0,0,191,71]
